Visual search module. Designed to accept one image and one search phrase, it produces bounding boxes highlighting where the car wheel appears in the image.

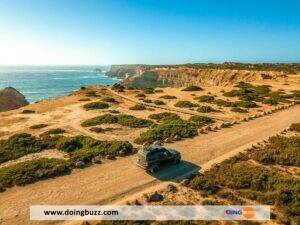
[151,165,159,173]
[174,158,180,164]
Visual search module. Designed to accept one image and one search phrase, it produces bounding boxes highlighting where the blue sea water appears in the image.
[0,66,118,103]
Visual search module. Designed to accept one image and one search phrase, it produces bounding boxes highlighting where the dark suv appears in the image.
[136,145,181,173]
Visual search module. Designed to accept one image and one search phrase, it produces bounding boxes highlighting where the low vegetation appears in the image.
[143,88,155,94]
[0,133,49,163]
[153,100,165,105]
[289,123,300,132]
[112,83,125,92]
[196,105,216,113]
[174,101,198,108]
[135,93,146,98]
[83,101,109,110]
[159,95,177,99]
[230,107,248,113]
[29,124,48,129]
[0,158,69,190]
[194,95,215,103]
[81,114,153,128]
[102,97,117,103]
[40,128,66,136]
[188,115,214,126]
[186,133,300,224]
[21,109,35,114]
[148,112,180,123]
[129,104,146,110]
[182,85,203,91]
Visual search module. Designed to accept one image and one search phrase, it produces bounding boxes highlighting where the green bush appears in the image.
[129,104,146,110]
[143,99,152,103]
[135,120,198,144]
[182,85,203,91]
[85,91,98,97]
[231,107,248,113]
[29,124,48,129]
[40,128,66,137]
[262,98,279,105]
[78,98,91,102]
[174,101,198,108]
[81,114,153,128]
[0,133,46,163]
[56,136,84,153]
[0,158,69,189]
[250,135,300,166]
[153,100,165,105]
[108,110,120,114]
[143,88,155,94]
[148,112,180,122]
[290,123,300,132]
[102,97,117,103]
[135,93,146,98]
[89,127,104,133]
[112,83,125,92]
[159,95,177,99]
[234,101,258,108]
[194,95,215,102]
[213,99,235,107]
[197,105,216,113]
[188,115,214,126]
[83,101,109,110]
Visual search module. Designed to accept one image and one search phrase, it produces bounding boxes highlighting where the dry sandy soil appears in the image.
[0,76,299,225]
[0,105,299,225]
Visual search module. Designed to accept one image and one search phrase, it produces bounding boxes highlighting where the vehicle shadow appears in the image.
[148,160,200,182]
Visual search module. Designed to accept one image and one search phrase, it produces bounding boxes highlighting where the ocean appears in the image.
[0,66,118,103]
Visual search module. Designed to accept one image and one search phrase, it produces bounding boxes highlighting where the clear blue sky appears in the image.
[0,0,299,65]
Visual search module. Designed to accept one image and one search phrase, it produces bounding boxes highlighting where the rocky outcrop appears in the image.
[107,63,292,88]
[106,65,145,78]
[0,87,29,112]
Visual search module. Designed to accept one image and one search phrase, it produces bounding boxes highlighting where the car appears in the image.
[136,144,181,173]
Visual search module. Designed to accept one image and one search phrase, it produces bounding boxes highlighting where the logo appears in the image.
[243,207,255,219]
[225,207,255,219]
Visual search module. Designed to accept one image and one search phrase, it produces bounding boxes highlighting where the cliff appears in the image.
[0,87,29,112]
[107,63,297,88]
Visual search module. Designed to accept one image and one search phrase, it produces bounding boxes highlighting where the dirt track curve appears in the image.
[0,105,299,225]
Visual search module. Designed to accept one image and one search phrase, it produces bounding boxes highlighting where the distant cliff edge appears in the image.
[106,63,298,88]
[0,87,29,112]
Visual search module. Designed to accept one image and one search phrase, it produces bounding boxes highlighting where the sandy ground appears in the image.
[0,105,299,225]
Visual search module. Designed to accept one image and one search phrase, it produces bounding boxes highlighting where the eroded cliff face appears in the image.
[0,87,29,112]
[106,65,144,78]
[121,66,286,88]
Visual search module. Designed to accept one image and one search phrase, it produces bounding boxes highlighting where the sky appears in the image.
[0,0,299,65]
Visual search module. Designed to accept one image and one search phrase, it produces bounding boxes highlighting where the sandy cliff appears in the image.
[0,87,29,112]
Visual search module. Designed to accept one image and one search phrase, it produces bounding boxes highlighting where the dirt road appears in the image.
[0,105,299,225]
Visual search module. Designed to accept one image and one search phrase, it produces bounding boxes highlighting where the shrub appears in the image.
[0,158,69,189]
[153,100,165,105]
[81,114,118,127]
[56,136,84,153]
[143,99,152,103]
[143,88,154,94]
[135,93,146,98]
[174,101,198,108]
[213,99,235,107]
[83,101,109,110]
[159,95,177,99]
[112,83,125,92]
[117,114,153,128]
[102,97,117,103]
[89,127,104,133]
[290,123,300,132]
[234,101,258,108]
[231,107,248,113]
[182,85,203,91]
[85,91,98,97]
[262,98,279,105]
[197,105,216,113]
[129,104,146,110]
[29,124,48,129]
[148,112,180,122]
[0,133,45,163]
[21,109,35,114]
[135,120,198,144]
[40,128,66,136]
[81,114,153,128]
[195,95,215,102]
[188,115,214,126]
[78,98,91,102]
[108,110,120,114]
